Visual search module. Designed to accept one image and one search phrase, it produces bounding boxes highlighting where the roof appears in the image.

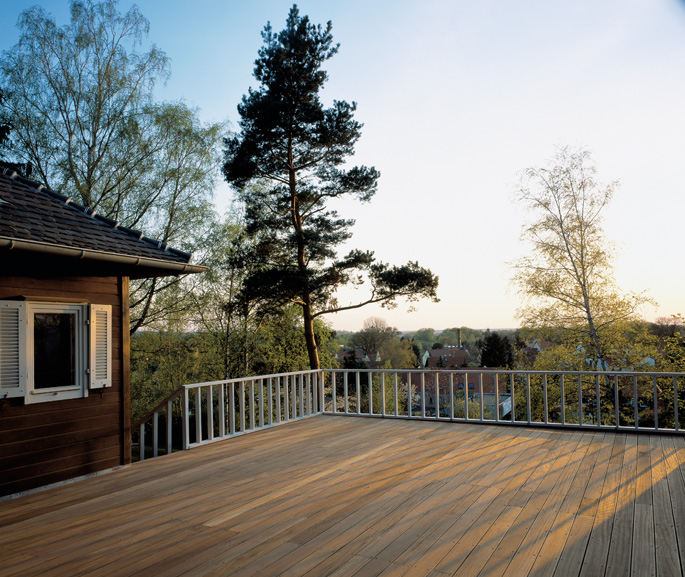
[0,169,205,278]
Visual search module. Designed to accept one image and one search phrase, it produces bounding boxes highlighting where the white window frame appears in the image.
[0,300,112,404]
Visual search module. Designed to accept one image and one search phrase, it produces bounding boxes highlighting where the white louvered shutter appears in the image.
[89,304,112,389]
[0,301,27,397]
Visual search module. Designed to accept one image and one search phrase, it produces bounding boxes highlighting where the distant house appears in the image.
[0,169,204,497]
[422,347,469,369]
[336,347,374,368]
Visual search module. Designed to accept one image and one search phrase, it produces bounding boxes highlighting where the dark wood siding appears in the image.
[0,276,127,497]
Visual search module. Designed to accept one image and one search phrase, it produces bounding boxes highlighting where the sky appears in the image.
[2,0,685,332]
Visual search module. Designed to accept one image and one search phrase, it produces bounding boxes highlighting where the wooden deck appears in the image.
[1,416,684,577]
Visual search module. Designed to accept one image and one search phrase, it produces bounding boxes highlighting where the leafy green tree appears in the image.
[223,6,438,369]
[511,147,653,371]
[413,328,436,351]
[350,317,398,359]
[0,1,224,332]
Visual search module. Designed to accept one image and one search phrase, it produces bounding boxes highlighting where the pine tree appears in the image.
[224,6,438,369]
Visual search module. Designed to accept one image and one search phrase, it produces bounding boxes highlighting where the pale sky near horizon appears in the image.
[2,0,685,332]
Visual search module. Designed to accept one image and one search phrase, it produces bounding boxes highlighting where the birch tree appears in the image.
[512,147,653,371]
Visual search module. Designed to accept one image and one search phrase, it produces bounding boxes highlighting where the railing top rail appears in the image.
[183,369,325,390]
[322,368,685,377]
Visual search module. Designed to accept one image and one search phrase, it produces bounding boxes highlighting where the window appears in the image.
[0,301,111,403]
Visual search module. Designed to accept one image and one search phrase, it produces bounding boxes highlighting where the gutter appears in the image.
[0,237,206,275]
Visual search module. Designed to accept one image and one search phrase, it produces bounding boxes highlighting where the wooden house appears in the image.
[0,168,204,497]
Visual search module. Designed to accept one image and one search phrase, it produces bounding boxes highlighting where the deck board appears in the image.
[1,416,684,577]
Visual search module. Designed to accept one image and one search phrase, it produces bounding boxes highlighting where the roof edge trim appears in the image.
[0,237,206,275]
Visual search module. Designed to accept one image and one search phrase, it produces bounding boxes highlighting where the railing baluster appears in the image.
[369,371,374,416]
[268,377,273,425]
[577,375,582,427]
[614,375,619,429]
[675,376,679,432]
[421,372,426,419]
[182,387,189,450]
[510,374,515,424]
[195,387,202,443]
[229,382,235,434]
[633,375,638,430]
[219,383,226,438]
[464,372,469,421]
[167,399,173,454]
[543,374,548,425]
[139,422,145,461]
[495,373,500,423]
[258,378,264,428]
[381,372,386,416]
[450,373,455,421]
[208,385,214,441]
[344,372,348,414]
[526,373,531,424]
[408,373,412,418]
[653,376,658,431]
[356,371,361,415]
[479,373,484,421]
[153,411,159,457]
[595,374,601,427]
[394,373,399,416]
[239,381,246,432]
[560,374,565,426]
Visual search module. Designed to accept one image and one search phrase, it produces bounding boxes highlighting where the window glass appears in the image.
[34,313,76,389]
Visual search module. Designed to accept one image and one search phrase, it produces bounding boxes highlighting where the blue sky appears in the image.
[2,0,685,331]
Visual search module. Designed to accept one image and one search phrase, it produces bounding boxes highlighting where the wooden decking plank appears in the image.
[659,435,685,575]
[578,433,625,577]
[631,502,656,577]
[527,511,575,577]
[473,490,547,577]
[604,433,638,576]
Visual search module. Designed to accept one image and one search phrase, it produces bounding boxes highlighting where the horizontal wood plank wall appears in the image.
[0,276,124,496]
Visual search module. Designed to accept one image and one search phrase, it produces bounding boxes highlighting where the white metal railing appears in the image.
[132,368,685,462]
[132,370,324,461]
[321,368,685,434]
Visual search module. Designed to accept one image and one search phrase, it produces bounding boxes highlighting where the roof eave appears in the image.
[0,237,206,276]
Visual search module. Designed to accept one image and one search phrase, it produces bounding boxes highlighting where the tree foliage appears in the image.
[511,147,653,371]
[0,0,224,331]
[223,5,438,369]
[480,332,513,368]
